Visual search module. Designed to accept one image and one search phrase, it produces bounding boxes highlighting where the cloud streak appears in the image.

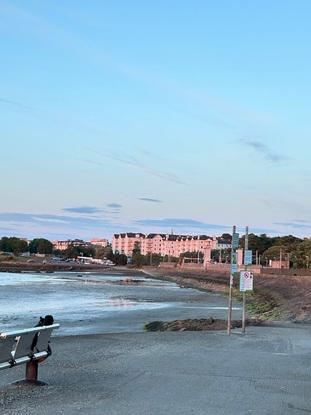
[274,220,311,229]
[0,97,32,111]
[239,139,289,163]
[138,198,163,203]
[63,206,105,214]
[1,1,274,142]
[84,149,187,186]
[135,218,229,231]
[106,203,122,209]
[0,211,126,239]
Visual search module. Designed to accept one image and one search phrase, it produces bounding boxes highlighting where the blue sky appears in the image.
[1,0,311,240]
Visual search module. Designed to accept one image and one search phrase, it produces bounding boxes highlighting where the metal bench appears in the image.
[0,324,59,385]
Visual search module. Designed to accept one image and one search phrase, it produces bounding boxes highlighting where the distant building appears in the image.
[112,233,145,257]
[215,239,232,250]
[112,233,217,257]
[269,259,290,269]
[52,239,88,251]
[90,238,108,247]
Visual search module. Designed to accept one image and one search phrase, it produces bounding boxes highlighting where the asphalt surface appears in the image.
[1,325,311,414]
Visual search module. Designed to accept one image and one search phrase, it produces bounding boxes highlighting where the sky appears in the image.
[1,0,311,240]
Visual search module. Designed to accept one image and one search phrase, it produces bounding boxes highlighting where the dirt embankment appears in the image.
[144,317,262,332]
[142,267,311,323]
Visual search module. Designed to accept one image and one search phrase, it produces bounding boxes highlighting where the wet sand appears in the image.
[0,271,241,335]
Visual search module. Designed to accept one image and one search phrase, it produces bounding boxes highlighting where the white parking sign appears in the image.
[240,271,253,292]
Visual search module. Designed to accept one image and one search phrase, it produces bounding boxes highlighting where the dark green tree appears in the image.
[0,237,10,252]
[1,237,29,255]
[63,244,95,259]
[131,241,144,267]
[29,238,53,254]
[113,253,128,265]
[220,233,232,243]
[290,240,311,268]
[239,233,276,255]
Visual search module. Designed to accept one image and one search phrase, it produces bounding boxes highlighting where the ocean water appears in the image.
[0,272,241,335]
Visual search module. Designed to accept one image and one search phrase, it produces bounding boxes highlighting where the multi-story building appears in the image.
[112,233,217,257]
[52,239,88,251]
[112,233,145,257]
[90,238,108,247]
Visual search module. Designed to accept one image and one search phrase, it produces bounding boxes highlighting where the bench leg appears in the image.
[25,360,38,382]
[12,361,46,386]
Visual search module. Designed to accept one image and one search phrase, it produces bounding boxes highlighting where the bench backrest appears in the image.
[0,324,59,367]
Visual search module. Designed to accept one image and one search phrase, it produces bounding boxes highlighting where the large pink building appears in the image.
[112,233,216,257]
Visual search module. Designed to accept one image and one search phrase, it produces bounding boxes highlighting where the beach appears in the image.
[1,270,311,414]
[0,270,241,335]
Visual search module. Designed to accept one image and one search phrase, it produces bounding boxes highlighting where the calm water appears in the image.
[0,271,241,335]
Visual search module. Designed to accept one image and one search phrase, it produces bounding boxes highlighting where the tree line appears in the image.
[220,233,311,268]
[0,237,53,255]
[1,233,311,268]
[130,234,311,269]
[0,236,128,265]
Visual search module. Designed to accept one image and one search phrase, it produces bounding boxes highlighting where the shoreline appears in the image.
[0,262,142,275]
[140,266,311,323]
[2,263,311,324]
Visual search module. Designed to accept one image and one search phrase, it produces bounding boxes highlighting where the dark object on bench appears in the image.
[0,320,59,385]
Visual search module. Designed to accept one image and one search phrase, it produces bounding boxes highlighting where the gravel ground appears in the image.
[1,325,311,415]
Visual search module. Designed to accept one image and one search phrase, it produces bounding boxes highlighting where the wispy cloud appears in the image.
[135,218,277,236]
[63,206,105,214]
[62,204,122,215]
[238,139,289,163]
[0,211,125,239]
[138,198,163,204]
[84,149,187,186]
[135,218,229,231]
[274,220,311,229]
[0,2,273,141]
[106,203,122,209]
[0,97,32,111]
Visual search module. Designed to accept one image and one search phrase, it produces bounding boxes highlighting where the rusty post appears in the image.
[26,360,38,382]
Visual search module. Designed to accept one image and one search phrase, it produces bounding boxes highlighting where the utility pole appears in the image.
[242,226,249,334]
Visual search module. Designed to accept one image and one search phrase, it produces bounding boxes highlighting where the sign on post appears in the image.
[244,250,252,265]
[231,252,238,274]
[232,232,239,249]
[240,271,254,292]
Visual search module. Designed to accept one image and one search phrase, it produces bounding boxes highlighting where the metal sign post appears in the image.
[227,226,239,335]
[242,226,249,333]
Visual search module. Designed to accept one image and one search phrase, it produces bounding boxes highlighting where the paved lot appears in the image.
[1,325,311,414]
